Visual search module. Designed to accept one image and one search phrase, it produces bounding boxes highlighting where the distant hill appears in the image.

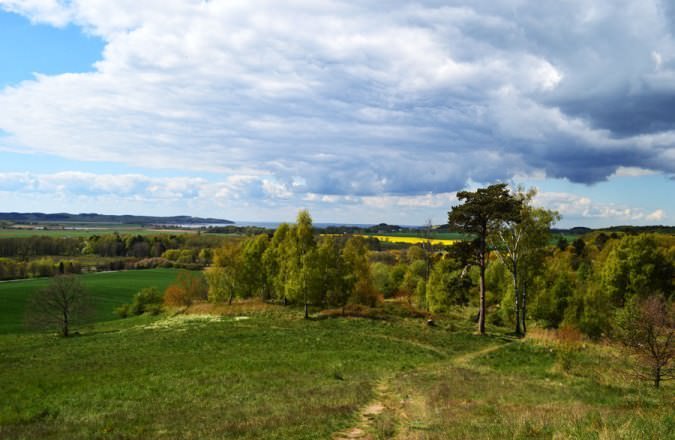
[551,225,675,235]
[0,212,233,226]
[438,223,674,235]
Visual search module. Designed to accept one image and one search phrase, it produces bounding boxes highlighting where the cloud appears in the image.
[0,170,666,226]
[533,191,666,223]
[0,0,674,203]
[0,171,296,206]
[646,209,666,221]
[612,166,658,177]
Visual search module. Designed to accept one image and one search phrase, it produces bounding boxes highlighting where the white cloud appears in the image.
[533,191,665,223]
[612,166,658,177]
[0,1,673,225]
[0,0,673,198]
[0,171,300,207]
[646,209,666,221]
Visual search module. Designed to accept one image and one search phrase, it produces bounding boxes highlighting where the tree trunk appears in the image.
[62,311,69,337]
[304,302,309,320]
[478,262,486,335]
[513,266,521,336]
[654,366,661,388]
[521,283,527,335]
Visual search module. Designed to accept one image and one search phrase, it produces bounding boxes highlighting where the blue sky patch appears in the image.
[0,11,103,89]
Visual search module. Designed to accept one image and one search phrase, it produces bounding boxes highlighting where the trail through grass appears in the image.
[0,305,671,439]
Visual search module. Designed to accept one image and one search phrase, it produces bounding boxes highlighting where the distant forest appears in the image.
[0,212,233,225]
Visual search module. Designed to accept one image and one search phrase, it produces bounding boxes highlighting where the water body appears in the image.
[232,221,422,229]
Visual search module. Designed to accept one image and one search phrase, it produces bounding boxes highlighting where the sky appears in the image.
[0,0,673,227]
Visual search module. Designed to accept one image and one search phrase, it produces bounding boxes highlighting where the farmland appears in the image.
[0,227,197,238]
[0,269,178,334]
[360,234,457,246]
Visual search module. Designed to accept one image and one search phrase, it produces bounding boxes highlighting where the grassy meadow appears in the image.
[0,299,672,439]
[0,269,178,334]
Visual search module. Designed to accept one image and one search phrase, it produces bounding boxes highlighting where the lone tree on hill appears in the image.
[24,275,94,337]
[448,183,521,335]
[614,294,674,388]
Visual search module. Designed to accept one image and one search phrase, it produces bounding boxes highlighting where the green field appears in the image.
[0,228,197,238]
[0,304,672,439]
[0,269,179,334]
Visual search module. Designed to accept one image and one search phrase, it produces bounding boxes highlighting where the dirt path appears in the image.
[332,379,390,440]
[450,343,506,367]
[331,340,512,439]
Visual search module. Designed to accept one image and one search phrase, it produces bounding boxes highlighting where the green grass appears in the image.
[0,311,489,439]
[0,302,671,439]
[379,337,674,439]
[0,269,179,334]
[0,228,196,238]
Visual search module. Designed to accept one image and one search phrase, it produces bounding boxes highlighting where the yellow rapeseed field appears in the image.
[351,234,457,246]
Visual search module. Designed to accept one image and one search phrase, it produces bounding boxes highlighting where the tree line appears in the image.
[25,183,673,387]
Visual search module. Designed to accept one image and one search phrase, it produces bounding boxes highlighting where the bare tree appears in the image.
[25,275,94,337]
[614,294,674,388]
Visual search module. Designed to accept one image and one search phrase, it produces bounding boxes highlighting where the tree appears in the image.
[426,258,472,312]
[283,210,317,318]
[448,183,521,334]
[614,295,674,388]
[316,236,349,311]
[493,188,559,335]
[262,223,290,303]
[342,236,378,308]
[602,234,673,307]
[206,241,242,304]
[238,234,269,298]
[556,236,569,251]
[24,275,94,337]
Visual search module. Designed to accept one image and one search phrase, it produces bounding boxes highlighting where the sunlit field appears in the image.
[361,234,457,246]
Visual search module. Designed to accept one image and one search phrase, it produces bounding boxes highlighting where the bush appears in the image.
[163,270,209,307]
[115,303,130,318]
[164,285,188,307]
[556,325,583,372]
[130,287,163,315]
[349,278,382,307]
[144,303,163,316]
[116,287,163,318]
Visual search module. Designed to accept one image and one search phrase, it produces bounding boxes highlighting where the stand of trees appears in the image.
[15,185,673,386]
[205,211,377,316]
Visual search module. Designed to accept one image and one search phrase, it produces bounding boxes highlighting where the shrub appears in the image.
[115,304,130,318]
[556,325,583,372]
[130,287,163,315]
[164,284,190,307]
[116,287,163,318]
[144,303,163,316]
[349,278,382,307]
[163,271,208,308]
